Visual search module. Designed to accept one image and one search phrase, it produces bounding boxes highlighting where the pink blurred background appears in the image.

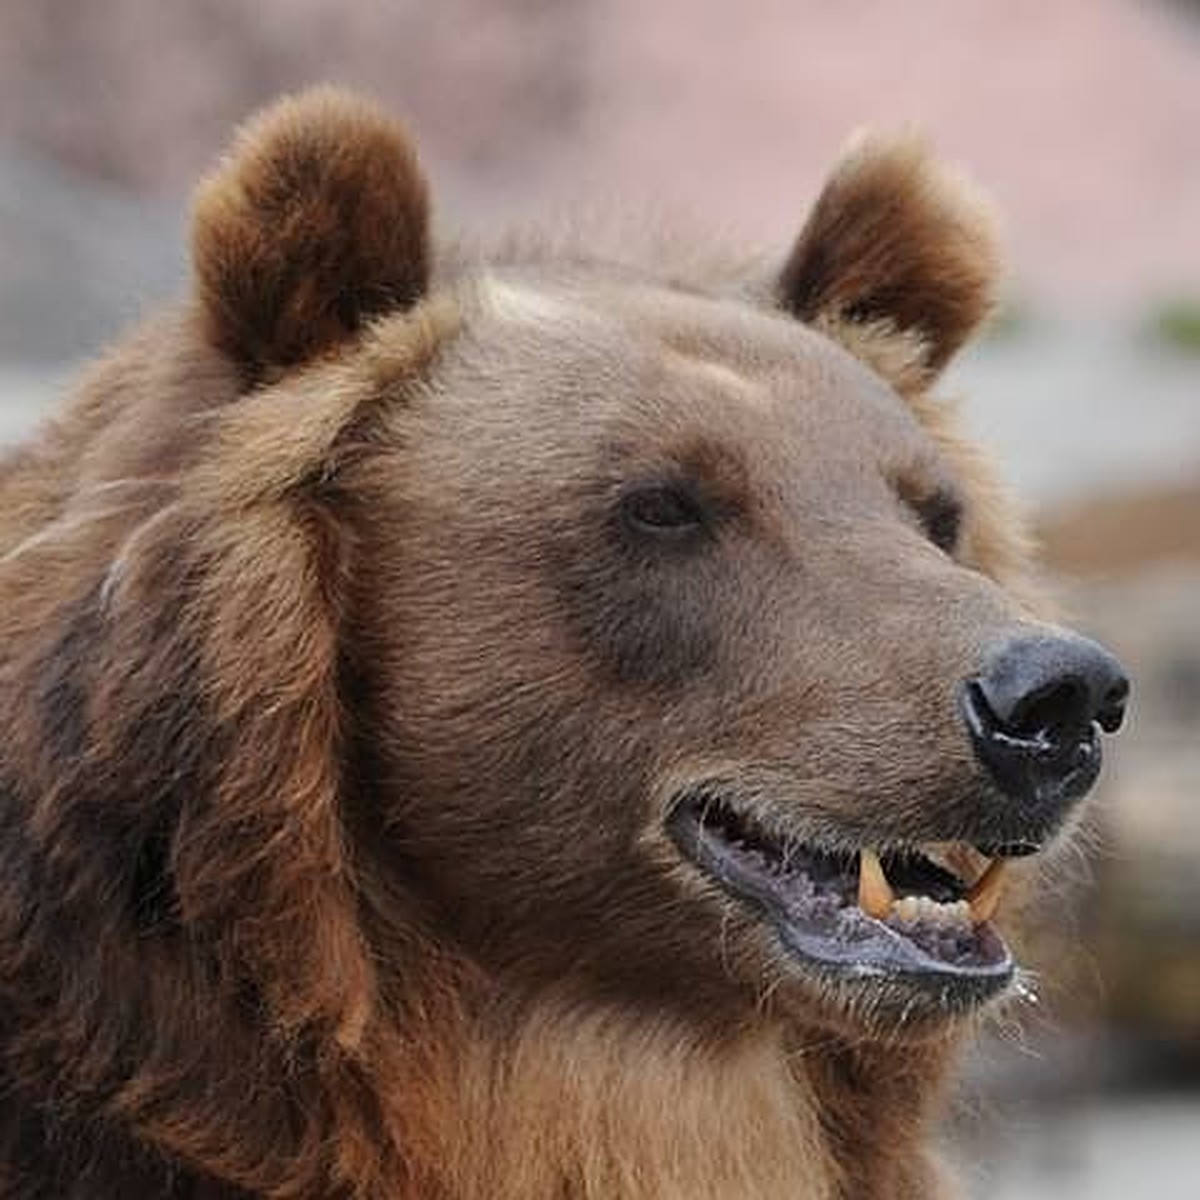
[2,0,1199,307]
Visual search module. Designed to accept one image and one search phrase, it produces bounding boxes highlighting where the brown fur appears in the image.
[0,90,1065,1198]
[780,133,1001,371]
[192,88,431,382]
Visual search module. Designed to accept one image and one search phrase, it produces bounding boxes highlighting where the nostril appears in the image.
[1007,677,1090,742]
[972,633,1130,744]
[1097,675,1130,733]
[962,632,1129,811]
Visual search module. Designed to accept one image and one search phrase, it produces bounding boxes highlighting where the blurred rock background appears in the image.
[1,2,1197,1195]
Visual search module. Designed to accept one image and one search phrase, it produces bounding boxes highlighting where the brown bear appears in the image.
[0,89,1128,1199]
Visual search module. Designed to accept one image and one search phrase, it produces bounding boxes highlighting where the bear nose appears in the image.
[960,633,1130,813]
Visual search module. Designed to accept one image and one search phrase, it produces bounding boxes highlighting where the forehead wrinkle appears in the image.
[659,348,774,415]
[475,274,583,328]
[461,272,937,482]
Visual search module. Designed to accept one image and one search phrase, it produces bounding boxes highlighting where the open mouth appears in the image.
[667,791,1020,1004]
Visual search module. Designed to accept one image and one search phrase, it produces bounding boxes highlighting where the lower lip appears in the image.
[773,906,1015,996]
[676,816,1015,1001]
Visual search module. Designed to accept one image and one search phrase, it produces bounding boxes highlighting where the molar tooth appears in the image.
[968,860,1009,924]
[858,849,895,919]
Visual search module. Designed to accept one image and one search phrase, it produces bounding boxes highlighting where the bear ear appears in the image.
[192,87,430,381]
[777,132,1001,373]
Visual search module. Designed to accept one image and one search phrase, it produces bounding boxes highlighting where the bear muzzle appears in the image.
[661,630,1130,1017]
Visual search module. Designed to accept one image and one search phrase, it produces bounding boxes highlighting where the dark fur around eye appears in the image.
[620,483,707,540]
[913,487,963,554]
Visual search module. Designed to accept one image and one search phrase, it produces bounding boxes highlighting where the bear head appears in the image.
[177,90,1129,1044]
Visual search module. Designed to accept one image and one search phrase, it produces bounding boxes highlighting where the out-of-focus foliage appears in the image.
[1146,298,1200,354]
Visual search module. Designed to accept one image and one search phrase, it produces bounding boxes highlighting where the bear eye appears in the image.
[620,483,706,539]
[913,486,963,554]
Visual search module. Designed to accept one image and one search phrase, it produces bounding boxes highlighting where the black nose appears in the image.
[961,633,1129,812]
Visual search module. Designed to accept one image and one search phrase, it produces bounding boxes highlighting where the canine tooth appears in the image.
[857,850,895,919]
[968,860,1009,924]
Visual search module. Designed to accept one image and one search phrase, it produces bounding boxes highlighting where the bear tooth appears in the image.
[857,849,895,919]
[968,859,1009,924]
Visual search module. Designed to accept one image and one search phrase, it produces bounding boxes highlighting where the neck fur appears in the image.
[407,995,954,1200]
